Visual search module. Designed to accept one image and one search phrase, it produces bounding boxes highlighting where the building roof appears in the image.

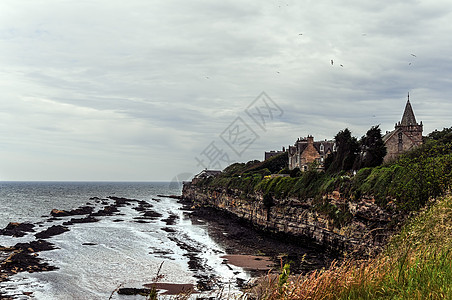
[194,169,221,179]
[400,96,417,126]
[289,138,335,156]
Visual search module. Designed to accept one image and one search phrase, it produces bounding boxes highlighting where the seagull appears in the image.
[331,59,334,65]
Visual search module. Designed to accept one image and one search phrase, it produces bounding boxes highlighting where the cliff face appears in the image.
[183,183,398,256]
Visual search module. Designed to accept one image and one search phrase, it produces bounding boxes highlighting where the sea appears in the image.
[0,181,252,299]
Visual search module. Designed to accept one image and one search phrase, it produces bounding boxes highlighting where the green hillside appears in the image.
[194,127,452,217]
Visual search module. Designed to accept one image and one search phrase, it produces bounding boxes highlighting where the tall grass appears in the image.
[251,195,452,299]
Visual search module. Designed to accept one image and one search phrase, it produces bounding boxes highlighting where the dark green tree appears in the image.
[357,125,387,169]
[326,128,360,173]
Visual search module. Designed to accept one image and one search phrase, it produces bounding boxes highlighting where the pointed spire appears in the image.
[401,93,417,126]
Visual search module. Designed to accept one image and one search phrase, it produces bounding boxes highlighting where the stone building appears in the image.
[288,136,335,171]
[383,94,423,162]
[191,169,222,184]
[264,147,285,160]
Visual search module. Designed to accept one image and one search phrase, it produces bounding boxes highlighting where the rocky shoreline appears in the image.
[179,197,334,275]
[1,193,338,299]
[0,196,174,298]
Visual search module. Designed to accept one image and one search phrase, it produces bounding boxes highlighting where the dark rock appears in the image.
[2,249,58,275]
[108,196,136,207]
[62,215,99,225]
[91,205,119,216]
[162,214,178,225]
[50,209,71,217]
[50,206,93,217]
[35,225,69,239]
[143,210,163,219]
[157,194,182,199]
[15,240,57,252]
[134,200,153,212]
[0,222,35,237]
[117,288,151,296]
[133,219,150,223]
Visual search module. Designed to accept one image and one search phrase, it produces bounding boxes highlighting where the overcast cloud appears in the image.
[1,0,452,181]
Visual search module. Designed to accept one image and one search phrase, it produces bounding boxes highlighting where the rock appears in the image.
[182,184,395,257]
[51,206,93,217]
[117,288,152,296]
[157,194,182,199]
[0,222,35,237]
[15,240,56,252]
[162,214,178,225]
[62,215,99,225]
[2,249,57,275]
[35,225,69,239]
[50,209,70,217]
[143,210,163,219]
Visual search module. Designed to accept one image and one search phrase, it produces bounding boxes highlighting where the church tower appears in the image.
[383,93,423,162]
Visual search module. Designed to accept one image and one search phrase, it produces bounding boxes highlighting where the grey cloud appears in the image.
[1,0,452,180]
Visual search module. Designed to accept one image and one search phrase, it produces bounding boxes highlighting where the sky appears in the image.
[1,0,452,181]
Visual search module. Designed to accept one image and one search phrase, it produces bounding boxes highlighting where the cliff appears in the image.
[184,127,452,256]
[182,183,398,256]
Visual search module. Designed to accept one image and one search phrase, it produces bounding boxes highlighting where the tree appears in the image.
[326,128,360,173]
[356,125,387,169]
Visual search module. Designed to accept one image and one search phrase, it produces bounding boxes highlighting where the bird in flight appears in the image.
[340,64,344,67]
[331,59,334,65]
[411,53,417,57]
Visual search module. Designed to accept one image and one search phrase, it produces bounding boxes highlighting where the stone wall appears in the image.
[183,183,398,256]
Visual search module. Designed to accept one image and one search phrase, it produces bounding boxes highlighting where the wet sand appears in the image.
[143,283,195,295]
[221,254,273,271]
